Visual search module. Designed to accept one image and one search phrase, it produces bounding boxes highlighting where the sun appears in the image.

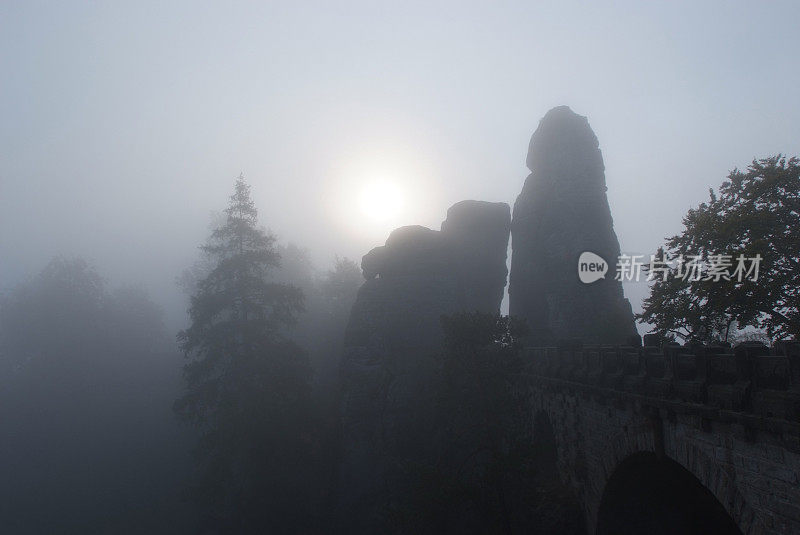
[358,180,404,222]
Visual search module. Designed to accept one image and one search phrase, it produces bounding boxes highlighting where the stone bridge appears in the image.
[524,340,800,535]
[339,106,799,534]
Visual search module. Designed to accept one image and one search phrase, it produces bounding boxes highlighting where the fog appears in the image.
[4,1,799,327]
[1,1,798,533]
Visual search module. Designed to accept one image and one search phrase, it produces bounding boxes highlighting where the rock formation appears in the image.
[509,106,637,345]
[338,200,510,532]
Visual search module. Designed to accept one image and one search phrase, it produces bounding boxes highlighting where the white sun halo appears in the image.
[358,180,404,222]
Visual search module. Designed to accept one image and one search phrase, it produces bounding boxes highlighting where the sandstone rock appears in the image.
[338,200,510,531]
[509,106,637,345]
[442,200,511,314]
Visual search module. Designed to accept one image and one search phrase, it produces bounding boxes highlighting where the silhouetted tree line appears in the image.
[0,257,194,533]
[1,154,795,533]
[0,179,361,533]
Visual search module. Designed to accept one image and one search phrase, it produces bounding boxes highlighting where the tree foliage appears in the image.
[318,256,362,314]
[175,175,320,532]
[0,256,166,369]
[639,156,800,342]
[0,258,188,533]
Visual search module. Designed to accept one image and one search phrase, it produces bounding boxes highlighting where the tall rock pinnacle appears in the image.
[509,106,637,345]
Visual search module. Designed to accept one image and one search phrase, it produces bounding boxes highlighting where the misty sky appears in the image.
[2,1,799,328]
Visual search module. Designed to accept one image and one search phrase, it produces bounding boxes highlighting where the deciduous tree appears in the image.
[640,156,800,342]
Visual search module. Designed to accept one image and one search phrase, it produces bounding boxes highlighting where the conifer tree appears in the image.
[175,175,316,532]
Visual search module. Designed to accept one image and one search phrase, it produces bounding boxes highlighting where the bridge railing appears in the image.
[523,341,800,422]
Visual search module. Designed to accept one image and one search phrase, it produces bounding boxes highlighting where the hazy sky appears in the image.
[2,1,799,327]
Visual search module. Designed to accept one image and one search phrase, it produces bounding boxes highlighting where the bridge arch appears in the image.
[596,452,742,535]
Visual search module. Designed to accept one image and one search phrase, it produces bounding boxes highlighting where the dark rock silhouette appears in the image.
[338,200,510,532]
[442,200,512,314]
[509,106,637,345]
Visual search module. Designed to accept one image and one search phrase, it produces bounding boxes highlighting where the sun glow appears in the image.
[358,180,405,222]
[326,150,441,243]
